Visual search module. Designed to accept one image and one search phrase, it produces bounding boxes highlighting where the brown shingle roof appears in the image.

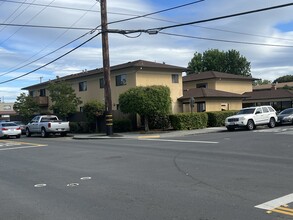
[183,71,257,82]
[22,60,187,90]
[253,82,293,91]
[178,88,244,100]
[243,89,293,101]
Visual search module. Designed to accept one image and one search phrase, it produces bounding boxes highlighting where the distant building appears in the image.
[0,102,16,121]
[180,71,256,112]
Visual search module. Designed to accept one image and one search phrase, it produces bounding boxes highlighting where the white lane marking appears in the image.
[140,138,218,144]
[67,183,79,187]
[80,177,92,180]
[34,184,47,188]
[255,193,293,210]
[0,145,44,151]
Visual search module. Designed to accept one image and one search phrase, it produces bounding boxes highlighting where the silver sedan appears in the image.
[0,122,22,138]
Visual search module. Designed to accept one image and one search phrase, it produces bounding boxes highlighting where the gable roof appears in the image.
[243,89,293,101]
[22,60,187,90]
[178,88,244,100]
[183,71,257,82]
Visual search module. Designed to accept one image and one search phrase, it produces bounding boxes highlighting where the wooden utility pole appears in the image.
[100,0,113,136]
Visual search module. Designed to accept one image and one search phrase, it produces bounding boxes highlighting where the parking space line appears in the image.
[140,138,218,144]
[0,145,45,151]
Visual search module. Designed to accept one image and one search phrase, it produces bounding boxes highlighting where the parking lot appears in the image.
[0,125,292,220]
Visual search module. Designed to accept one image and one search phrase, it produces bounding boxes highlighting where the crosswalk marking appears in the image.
[0,140,47,151]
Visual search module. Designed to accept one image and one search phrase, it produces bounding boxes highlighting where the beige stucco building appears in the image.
[181,71,255,112]
[22,60,186,115]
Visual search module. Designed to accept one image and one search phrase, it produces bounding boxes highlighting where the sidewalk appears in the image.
[72,127,227,140]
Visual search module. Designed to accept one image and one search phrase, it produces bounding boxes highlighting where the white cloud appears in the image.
[1,0,293,102]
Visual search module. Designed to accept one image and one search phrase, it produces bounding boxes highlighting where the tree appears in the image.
[187,49,251,76]
[13,93,40,123]
[273,75,293,83]
[83,100,105,131]
[119,85,172,132]
[47,81,82,119]
[253,79,272,86]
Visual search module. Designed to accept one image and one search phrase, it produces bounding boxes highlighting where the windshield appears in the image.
[237,108,255,115]
[279,108,293,115]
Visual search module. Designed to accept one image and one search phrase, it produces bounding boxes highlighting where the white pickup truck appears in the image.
[26,115,70,137]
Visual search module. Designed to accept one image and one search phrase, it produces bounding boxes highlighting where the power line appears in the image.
[159,32,293,48]
[0,0,57,46]
[108,0,204,25]
[0,32,102,84]
[0,0,205,78]
[145,3,293,33]
[0,23,94,30]
[0,2,99,77]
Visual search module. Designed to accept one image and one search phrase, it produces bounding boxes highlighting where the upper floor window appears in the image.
[79,81,87,91]
[172,74,179,83]
[40,89,46,97]
[99,78,104,88]
[116,74,127,86]
[196,83,208,88]
[29,91,34,97]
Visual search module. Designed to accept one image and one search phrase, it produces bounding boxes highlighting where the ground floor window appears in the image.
[196,102,206,112]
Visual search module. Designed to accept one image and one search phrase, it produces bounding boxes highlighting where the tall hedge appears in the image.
[169,112,208,130]
[206,110,238,127]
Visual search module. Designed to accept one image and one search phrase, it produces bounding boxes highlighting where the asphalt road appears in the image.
[0,125,293,220]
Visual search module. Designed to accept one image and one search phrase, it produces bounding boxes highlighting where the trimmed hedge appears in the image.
[206,110,238,127]
[113,119,132,132]
[169,112,208,130]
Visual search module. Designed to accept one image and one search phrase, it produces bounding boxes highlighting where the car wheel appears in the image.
[26,128,31,137]
[268,117,276,128]
[247,119,255,130]
[41,128,48,138]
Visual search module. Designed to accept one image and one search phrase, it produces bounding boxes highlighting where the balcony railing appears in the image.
[33,96,49,107]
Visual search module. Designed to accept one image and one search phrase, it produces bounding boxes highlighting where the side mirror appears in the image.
[255,111,261,114]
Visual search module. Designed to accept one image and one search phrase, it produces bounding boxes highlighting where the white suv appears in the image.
[225,106,277,131]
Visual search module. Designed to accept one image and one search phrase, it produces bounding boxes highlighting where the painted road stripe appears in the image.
[0,145,45,151]
[255,193,293,210]
[140,138,218,144]
[138,135,160,139]
[271,207,293,216]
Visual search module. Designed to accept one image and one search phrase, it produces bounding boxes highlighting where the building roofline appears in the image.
[22,60,187,90]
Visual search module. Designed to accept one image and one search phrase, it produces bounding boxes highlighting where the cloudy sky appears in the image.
[0,0,293,102]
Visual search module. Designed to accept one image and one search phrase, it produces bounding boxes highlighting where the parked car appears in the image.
[277,108,293,125]
[10,121,26,134]
[0,122,22,138]
[225,106,277,131]
[26,115,70,137]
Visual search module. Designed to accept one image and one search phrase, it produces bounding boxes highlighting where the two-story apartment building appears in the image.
[180,71,256,112]
[22,60,186,115]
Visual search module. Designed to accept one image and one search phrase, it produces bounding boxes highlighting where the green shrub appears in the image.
[169,112,208,130]
[206,110,238,127]
[149,114,171,130]
[113,119,132,132]
[69,121,94,133]
[69,122,79,133]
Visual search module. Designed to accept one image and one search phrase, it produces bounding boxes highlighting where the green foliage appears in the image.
[13,93,40,123]
[83,100,105,123]
[149,114,171,130]
[69,121,94,133]
[273,75,293,83]
[206,111,238,127]
[119,85,172,131]
[113,119,132,132]
[47,81,82,119]
[169,113,208,130]
[253,79,272,86]
[187,49,251,76]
